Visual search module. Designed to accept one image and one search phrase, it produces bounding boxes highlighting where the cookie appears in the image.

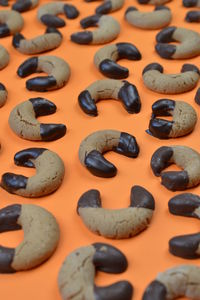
[142,265,200,299]
[0,82,8,107]
[0,44,9,69]
[183,0,200,7]
[17,55,71,92]
[168,193,200,259]
[78,79,141,116]
[77,185,155,239]
[195,87,200,105]
[137,0,171,4]
[146,99,197,139]
[79,130,139,177]
[37,2,79,28]
[94,42,141,79]
[142,63,200,94]
[0,204,59,273]
[9,97,66,141]
[58,243,133,300]
[0,10,24,37]
[155,27,200,59]
[94,0,125,14]
[71,14,120,45]
[1,148,65,197]
[151,145,200,191]
[185,10,200,22]
[12,27,62,55]
[12,0,39,12]
[125,6,172,30]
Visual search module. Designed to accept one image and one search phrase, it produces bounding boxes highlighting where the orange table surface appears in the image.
[0,0,200,299]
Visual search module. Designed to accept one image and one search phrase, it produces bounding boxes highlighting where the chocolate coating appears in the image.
[142,63,163,75]
[183,0,198,7]
[0,246,15,273]
[14,148,46,168]
[117,42,141,60]
[70,31,93,44]
[99,59,129,79]
[0,0,8,6]
[150,146,173,176]
[181,64,200,75]
[156,26,176,43]
[169,193,200,218]
[152,99,175,116]
[93,243,128,273]
[85,150,117,178]
[130,185,155,209]
[0,24,10,38]
[118,82,141,114]
[26,76,57,92]
[114,132,139,157]
[94,281,133,300]
[63,4,79,19]
[169,233,200,258]
[185,11,200,22]
[29,97,56,117]
[142,280,167,300]
[17,57,38,78]
[0,204,21,233]
[12,0,32,12]
[155,44,176,59]
[195,87,200,105]
[12,33,24,48]
[0,83,6,91]
[78,90,97,116]
[40,124,66,141]
[161,170,189,191]
[80,15,100,28]
[1,173,28,193]
[148,118,173,139]
[125,6,138,14]
[138,0,150,3]
[77,189,101,212]
[96,1,112,14]
[154,5,170,10]
[40,14,65,28]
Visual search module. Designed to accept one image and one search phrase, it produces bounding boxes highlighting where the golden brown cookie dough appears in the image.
[0,44,9,69]
[0,82,7,107]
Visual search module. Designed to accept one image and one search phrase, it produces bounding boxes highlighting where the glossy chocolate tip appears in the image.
[118,82,141,113]
[195,87,200,105]
[70,31,93,44]
[155,5,170,10]
[0,83,6,91]
[156,26,176,43]
[169,233,200,259]
[14,148,46,167]
[148,118,173,139]
[183,0,198,7]
[142,280,167,300]
[152,99,175,116]
[155,43,176,59]
[150,146,173,176]
[12,0,32,12]
[45,27,62,37]
[125,6,138,15]
[185,11,200,22]
[29,97,57,117]
[96,1,112,14]
[142,63,163,75]
[77,189,101,213]
[117,42,142,60]
[1,173,28,193]
[137,0,150,3]
[40,14,66,28]
[0,24,10,38]
[85,150,117,178]
[161,170,189,191]
[26,76,57,92]
[80,14,100,28]
[0,246,16,273]
[168,193,200,218]
[181,64,200,75]
[93,243,128,273]
[63,4,79,19]
[115,132,139,157]
[12,33,25,49]
[130,185,155,210]
[99,59,129,79]
[78,90,97,116]
[40,124,66,141]
[94,281,133,300]
[0,204,21,233]
[17,57,38,78]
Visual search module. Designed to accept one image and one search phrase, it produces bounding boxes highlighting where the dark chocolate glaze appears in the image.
[0,82,6,91]
[29,97,56,117]
[152,99,175,116]
[99,59,129,79]
[117,42,141,60]
[125,6,138,14]
[80,14,100,28]
[1,173,28,193]
[14,148,46,167]
[130,185,155,210]
[96,1,112,14]
[155,43,176,59]
[168,193,200,218]
[150,146,173,176]
[0,246,16,273]
[118,82,141,114]
[70,31,93,44]
[78,90,97,116]
[0,0,8,6]
[0,204,21,233]
[0,24,10,38]
[45,27,62,37]
[195,87,200,105]
[40,14,66,28]
[142,280,167,300]
[17,57,38,78]
[12,33,25,48]
[77,189,101,213]
[63,4,79,19]
[12,0,32,12]
[93,243,128,273]
[142,63,163,75]
[185,11,200,22]
[148,118,173,139]
[137,0,150,3]
[114,132,139,157]
[40,123,66,141]
[156,26,176,43]
[26,76,57,92]
[181,64,200,75]
[161,170,189,191]
[169,233,200,259]
[94,281,133,300]
[183,0,198,7]
[154,5,170,10]
[85,150,117,178]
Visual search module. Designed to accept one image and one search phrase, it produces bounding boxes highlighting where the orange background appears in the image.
[0,0,200,299]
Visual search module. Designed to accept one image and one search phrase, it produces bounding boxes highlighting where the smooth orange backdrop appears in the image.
[0,0,200,299]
